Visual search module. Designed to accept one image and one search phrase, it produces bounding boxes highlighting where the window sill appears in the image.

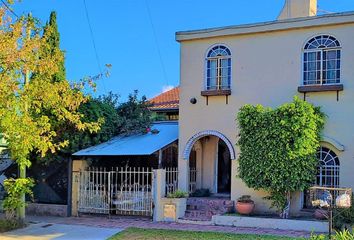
[201,89,231,96]
[298,84,343,93]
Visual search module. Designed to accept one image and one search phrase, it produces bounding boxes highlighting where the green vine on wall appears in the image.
[236,96,325,217]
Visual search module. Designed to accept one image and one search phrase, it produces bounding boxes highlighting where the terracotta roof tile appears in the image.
[149,87,179,111]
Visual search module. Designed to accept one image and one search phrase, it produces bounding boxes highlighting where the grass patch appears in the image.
[0,218,25,233]
[108,227,301,240]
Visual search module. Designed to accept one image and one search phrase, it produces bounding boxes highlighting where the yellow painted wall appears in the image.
[178,22,354,213]
[71,159,88,216]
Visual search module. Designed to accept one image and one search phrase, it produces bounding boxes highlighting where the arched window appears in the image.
[317,147,340,187]
[303,35,341,85]
[206,45,231,90]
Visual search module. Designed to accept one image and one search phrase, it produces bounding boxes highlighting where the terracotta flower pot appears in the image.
[236,201,255,215]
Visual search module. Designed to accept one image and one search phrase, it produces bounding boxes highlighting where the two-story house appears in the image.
[176,0,354,215]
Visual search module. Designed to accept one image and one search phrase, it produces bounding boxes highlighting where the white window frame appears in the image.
[302,146,340,208]
[205,44,232,91]
[316,146,340,188]
[302,35,341,86]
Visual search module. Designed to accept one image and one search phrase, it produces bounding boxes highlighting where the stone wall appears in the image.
[26,203,67,217]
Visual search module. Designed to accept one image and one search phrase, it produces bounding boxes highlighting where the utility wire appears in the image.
[1,0,18,18]
[145,0,169,86]
[83,0,107,92]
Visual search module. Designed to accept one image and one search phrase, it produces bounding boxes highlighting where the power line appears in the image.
[1,0,19,18]
[145,0,169,86]
[82,0,107,93]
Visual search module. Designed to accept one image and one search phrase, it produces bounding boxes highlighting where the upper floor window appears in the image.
[206,45,231,90]
[303,35,341,85]
[317,147,340,188]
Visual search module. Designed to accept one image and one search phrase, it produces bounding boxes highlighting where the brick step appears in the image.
[186,198,234,211]
[186,203,234,211]
[183,210,213,221]
[183,197,235,221]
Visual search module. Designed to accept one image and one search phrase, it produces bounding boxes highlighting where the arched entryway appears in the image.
[217,140,231,193]
[184,131,235,195]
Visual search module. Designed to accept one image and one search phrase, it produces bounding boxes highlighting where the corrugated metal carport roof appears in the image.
[73,122,178,156]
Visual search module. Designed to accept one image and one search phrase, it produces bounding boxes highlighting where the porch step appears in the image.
[183,197,234,221]
[298,209,316,218]
[183,210,214,221]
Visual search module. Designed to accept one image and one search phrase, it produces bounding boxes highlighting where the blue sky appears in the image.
[12,0,354,100]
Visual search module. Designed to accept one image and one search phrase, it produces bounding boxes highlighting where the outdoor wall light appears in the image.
[190,97,197,104]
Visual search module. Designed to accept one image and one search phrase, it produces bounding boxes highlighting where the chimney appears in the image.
[278,0,317,20]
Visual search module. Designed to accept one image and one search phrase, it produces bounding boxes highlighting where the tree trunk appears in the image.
[18,165,26,221]
[280,191,291,219]
[17,24,31,221]
[17,23,31,222]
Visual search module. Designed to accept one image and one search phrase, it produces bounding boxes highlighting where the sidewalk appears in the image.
[25,215,311,238]
[1,221,121,240]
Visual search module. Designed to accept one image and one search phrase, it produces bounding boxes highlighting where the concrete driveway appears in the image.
[1,222,121,240]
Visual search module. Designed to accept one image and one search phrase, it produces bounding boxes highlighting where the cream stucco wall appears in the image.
[178,21,354,214]
[71,159,88,216]
[191,137,219,193]
[278,0,317,20]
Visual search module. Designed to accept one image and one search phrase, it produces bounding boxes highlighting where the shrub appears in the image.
[237,195,254,204]
[237,96,325,217]
[309,232,326,240]
[190,188,210,197]
[2,178,34,219]
[0,218,25,233]
[333,229,354,239]
[167,190,188,198]
[310,229,354,240]
[333,193,354,230]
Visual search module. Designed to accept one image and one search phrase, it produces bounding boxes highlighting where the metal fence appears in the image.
[304,165,341,208]
[189,167,197,193]
[78,167,153,216]
[165,167,178,196]
[165,167,197,195]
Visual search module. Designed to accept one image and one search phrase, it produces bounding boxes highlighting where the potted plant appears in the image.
[236,195,255,215]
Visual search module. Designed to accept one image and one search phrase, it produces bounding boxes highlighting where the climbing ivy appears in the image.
[236,96,325,216]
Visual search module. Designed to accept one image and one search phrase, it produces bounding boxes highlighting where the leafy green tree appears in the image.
[39,93,121,163]
[237,96,325,218]
[37,90,153,164]
[0,5,100,220]
[41,11,66,83]
[117,90,153,135]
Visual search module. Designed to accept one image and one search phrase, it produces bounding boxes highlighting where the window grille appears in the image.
[317,147,340,188]
[303,35,341,85]
[304,146,340,208]
[206,45,231,90]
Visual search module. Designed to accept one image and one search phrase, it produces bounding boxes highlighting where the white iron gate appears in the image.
[165,167,178,196]
[78,167,153,216]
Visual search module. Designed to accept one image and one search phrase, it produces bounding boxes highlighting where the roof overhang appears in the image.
[73,122,178,157]
[149,108,179,112]
[176,11,354,42]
